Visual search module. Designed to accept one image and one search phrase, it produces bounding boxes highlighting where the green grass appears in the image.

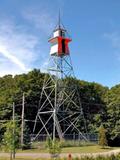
[0,145,120,160]
[15,145,120,153]
[0,148,120,160]
[0,158,49,160]
[0,157,48,160]
[0,159,50,160]
[0,153,120,160]
[61,145,118,153]
[0,145,119,154]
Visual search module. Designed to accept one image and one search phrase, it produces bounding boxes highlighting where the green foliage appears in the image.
[98,125,107,148]
[104,85,120,142]
[2,120,20,151]
[22,124,31,149]
[46,137,62,158]
[2,120,20,159]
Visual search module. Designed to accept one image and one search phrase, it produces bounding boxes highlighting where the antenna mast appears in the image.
[58,9,61,29]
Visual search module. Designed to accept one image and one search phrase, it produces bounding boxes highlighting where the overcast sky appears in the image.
[0,0,120,87]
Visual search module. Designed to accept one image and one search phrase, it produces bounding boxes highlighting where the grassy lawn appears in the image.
[61,145,119,153]
[0,157,47,160]
[0,159,44,160]
[0,145,120,160]
[16,145,120,153]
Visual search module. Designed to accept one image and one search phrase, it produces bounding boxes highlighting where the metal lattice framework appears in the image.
[32,55,88,141]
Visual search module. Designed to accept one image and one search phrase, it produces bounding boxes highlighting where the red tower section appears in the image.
[49,28,72,57]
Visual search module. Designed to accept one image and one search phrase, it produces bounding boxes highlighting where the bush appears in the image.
[98,125,108,148]
[46,137,62,158]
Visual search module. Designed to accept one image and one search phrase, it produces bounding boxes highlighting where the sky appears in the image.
[0,0,120,87]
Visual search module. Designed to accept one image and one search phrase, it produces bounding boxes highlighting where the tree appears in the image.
[98,125,108,148]
[105,85,120,144]
[46,137,62,159]
[2,121,20,160]
[21,124,31,149]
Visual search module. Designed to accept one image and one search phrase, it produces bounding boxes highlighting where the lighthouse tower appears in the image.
[33,17,87,141]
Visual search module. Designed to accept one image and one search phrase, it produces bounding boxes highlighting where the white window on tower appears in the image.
[53,30,59,37]
[50,44,58,55]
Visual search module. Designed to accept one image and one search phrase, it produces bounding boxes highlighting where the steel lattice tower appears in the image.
[33,19,87,141]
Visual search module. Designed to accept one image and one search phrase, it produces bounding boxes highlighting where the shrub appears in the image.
[46,137,62,158]
[98,125,108,148]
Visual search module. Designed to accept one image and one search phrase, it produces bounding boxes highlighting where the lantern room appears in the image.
[49,27,72,57]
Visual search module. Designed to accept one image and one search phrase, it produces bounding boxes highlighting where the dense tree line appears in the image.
[0,69,120,145]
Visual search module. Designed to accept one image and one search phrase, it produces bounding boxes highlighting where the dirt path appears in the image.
[0,149,120,158]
